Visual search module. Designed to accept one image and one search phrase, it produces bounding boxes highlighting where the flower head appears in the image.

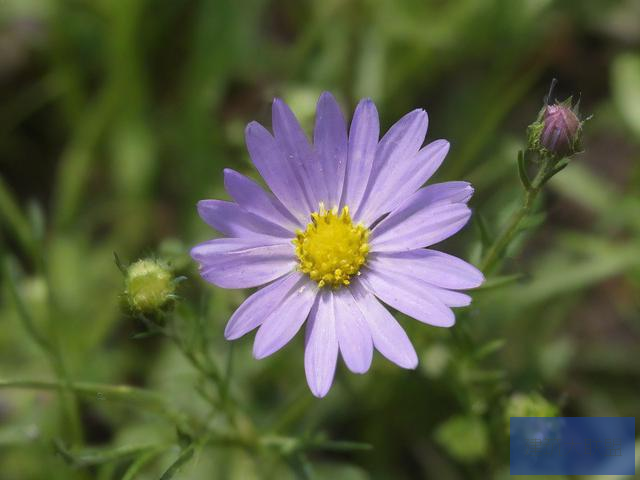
[191,92,484,397]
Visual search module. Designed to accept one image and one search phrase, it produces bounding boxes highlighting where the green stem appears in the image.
[479,156,557,274]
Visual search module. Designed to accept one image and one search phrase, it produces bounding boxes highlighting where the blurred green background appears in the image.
[1,0,639,478]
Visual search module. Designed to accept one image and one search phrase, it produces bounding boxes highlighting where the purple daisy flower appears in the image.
[191,92,484,397]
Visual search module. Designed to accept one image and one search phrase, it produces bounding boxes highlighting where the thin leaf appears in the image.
[114,252,127,275]
[130,331,160,340]
[3,256,51,352]
[53,440,165,467]
[474,274,523,291]
[122,448,167,480]
[0,176,36,258]
[287,453,314,480]
[474,212,493,249]
[517,150,531,190]
[543,158,569,184]
[307,439,373,453]
[159,444,196,480]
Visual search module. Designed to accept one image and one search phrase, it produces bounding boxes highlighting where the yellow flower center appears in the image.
[293,204,370,288]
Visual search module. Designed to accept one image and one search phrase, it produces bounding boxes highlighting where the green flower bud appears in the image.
[123,259,176,314]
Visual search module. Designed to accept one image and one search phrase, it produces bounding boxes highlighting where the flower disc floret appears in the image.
[293,204,370,288]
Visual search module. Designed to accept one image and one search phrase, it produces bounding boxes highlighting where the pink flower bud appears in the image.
[539,104,581,156]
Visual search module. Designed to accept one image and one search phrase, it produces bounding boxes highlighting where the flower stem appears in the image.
[479,154,558,274]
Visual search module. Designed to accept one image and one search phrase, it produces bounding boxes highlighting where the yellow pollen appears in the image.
[293,204,370,288]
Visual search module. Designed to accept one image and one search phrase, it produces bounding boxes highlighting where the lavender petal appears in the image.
[361,267,455,327]
[368,250,484,290]
[314,92,348,208]
[252,279,318,359]
[191,238,295,289]
[245,121,311,222]
[224,272,302,340]
[370,182,473,251]
[334,288,373,374]
[197,199,293,240]
[304,290,339,397]
[341,98,379,214]
[223,168,303,232]
[350,281,418,369]
[272,98,324,212]
[355,109,428,223]
[365,139,450,221]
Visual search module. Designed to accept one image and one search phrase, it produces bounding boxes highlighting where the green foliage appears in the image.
[1,0,639,478]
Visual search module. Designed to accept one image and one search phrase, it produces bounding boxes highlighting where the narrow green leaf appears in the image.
[307,439,373,453]
[159,444,196,480]
[517,150,531,190]
[287,453,314,480]
[130,331,159,340]
[474,212,493,249]
[0,176,36,258]
[122,448,165,480]
[3,257,51,352]
[114,252,127,275]
[543,158,569,184]
[53,440,165,467]
[473,274,522,291]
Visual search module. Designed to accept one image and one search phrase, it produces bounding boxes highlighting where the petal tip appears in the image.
[350,365,370,375]
[245,120,267,138]
[196,199,209,213]
[309,383,331,398]
[436,139,451,152]
[272,97,288,112]
[414,108,428,119]
[189,245,203,261]
[318,91,336,102]
[223,167,237,177]
[252,344,267,360]
[224,324,239,341]
[356,97,378,113]
[468,268,486,289]
[394,352,418,370]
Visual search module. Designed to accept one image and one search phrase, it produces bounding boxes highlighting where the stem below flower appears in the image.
[479,154,558,274]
